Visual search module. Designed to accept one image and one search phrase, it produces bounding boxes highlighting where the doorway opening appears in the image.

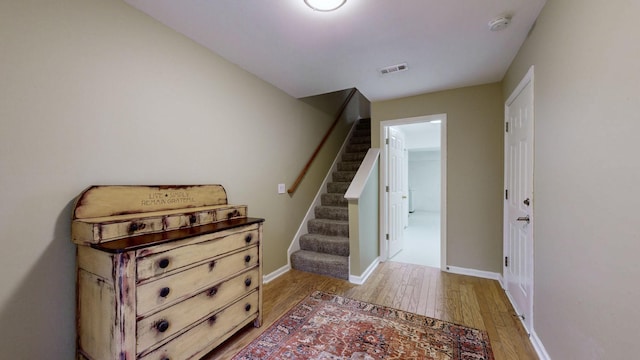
[379,114,447,270]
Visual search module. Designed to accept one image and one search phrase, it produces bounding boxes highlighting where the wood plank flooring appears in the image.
[204,262,538,359]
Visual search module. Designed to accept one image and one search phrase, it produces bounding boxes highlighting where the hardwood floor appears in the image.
[204,262,538,359]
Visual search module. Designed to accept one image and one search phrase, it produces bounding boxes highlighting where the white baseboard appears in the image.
[263,264,290,284]
[501,279,551,360]
[349,257,380,285]
[445,265,503,283]
[448,265,551,360]
[530,331,551,360]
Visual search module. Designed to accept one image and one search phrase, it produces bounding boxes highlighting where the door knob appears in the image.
[516,216,530,224]
[523,198,530,206]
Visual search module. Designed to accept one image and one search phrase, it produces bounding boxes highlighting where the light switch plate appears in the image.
[278,183,286,194]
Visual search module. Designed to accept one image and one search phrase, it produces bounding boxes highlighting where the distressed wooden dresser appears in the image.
[71,185,264,360]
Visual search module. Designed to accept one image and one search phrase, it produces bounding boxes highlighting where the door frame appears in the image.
[503,65,535,333]
[379,114,447,270]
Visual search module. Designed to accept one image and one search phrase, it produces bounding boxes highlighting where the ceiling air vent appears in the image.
[379,63,408,75]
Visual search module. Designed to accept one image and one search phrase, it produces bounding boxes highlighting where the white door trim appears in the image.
[506,66,535,108]
[379,114,447,271]
[503,65,535,333]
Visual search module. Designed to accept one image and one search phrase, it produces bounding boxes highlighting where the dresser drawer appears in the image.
[139,291,259,360]
[136,268,259,355]
[215,205,246,221]
[137,246,259,316]
[98,217,164,242]
[160,205,246,232]
[136,226,259,281]
[73,204,248,245]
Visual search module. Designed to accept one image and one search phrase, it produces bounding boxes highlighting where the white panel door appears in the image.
[388,127,406,258]
[504,68,534,333]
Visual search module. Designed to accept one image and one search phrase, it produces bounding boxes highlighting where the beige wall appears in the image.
[372,83,503,272]
[503,0,640,358]
[0,0,348,358]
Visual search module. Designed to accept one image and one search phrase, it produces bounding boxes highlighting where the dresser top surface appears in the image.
[90,217,264,253]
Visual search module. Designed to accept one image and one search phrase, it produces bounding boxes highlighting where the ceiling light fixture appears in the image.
[304,0,347,12]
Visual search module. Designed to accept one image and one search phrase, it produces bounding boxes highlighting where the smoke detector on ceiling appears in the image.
[380,63,408,75]
[488,17,511,31]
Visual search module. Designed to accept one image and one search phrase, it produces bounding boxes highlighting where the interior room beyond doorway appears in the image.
[384,118,443,269]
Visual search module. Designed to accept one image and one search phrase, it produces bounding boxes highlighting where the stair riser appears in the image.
[350,136,371,145]
[315,206,348,220]
[337,162,361,171]
[308,220,349,237]
[321,194,348,207]
[346,144,370,153]
[332,171,356,182]
[299,235,349,256]
[327,182,350,194]
[353,129,370,138]
[342,152,367,162]
[290,252,349,280]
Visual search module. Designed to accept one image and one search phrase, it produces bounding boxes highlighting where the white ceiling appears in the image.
[124,0,546,101]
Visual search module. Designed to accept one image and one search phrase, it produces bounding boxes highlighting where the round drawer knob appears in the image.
[159,287,170,298]
[244,234,253,243]
[244,255,251,263]
[208,287,218,297]
[156,320,169,333]
[158,258,170,269]
[245,304,251,312]
[129,223,139,232]
[208,315,217,324]
[189,214,197,224]
[244,278,252,287]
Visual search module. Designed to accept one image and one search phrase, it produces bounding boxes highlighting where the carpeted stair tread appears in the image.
[342,152,367,162]
[356,122,371,130]
[346,143,370,153]
[308,218,349,237]
[290,250,349,280]
[338,161,362,171]
[321,193,348,207]
[349,136,371,144]
[315,205,348,220]
[299,233,349,256]
[327,182,350,194]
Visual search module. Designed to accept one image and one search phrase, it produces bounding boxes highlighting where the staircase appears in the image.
[290,118,371,280]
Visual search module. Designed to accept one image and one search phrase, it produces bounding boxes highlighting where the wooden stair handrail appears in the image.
[288,88,358,194]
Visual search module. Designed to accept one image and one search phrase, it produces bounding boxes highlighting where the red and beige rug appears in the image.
[232,291,494,360]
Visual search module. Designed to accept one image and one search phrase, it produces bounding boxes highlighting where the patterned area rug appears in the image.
[232,291,494,360]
